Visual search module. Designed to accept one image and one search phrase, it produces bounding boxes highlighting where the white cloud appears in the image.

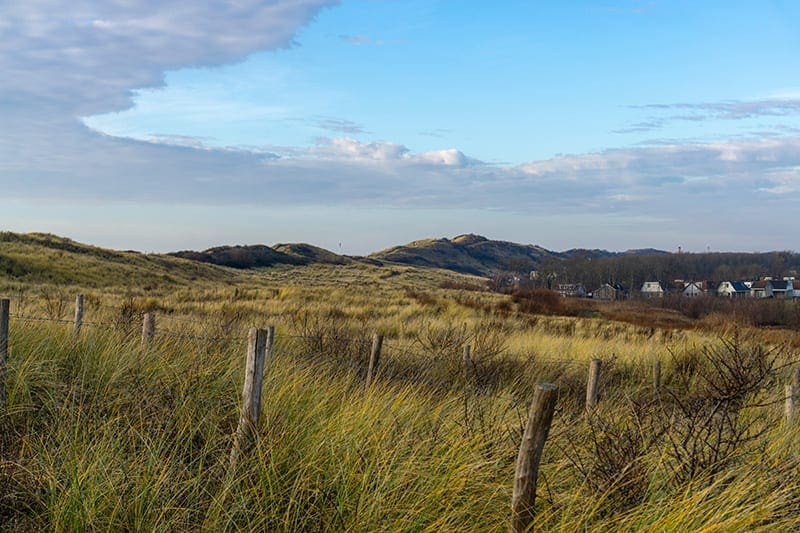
[0,0,338,116]
[4,1,800,252]
[312,137,409,160]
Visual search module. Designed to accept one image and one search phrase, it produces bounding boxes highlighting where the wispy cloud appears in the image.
[339,34,384,46]
[419,128,451,138]
[314,117,368,135]
[616,98,800,133]
[636,98,800,120]
[612,120,665,134]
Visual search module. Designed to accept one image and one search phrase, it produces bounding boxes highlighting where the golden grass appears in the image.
[3,242,800,530]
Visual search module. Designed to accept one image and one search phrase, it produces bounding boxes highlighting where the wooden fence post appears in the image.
[793,367,800,395]
[266,325,275,360]
[463,344,472,381]
[586,358,602,411]
[652,359,661,397]
[365,333,383,390]
[230,327,269,470]
[141,313,155,348]
[73,294,84,336]
[786,384,797,423]
[512,382,558,532]
[0,299,8,406]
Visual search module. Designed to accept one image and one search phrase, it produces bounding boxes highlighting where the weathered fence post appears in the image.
[0,299,9,405]
[786,384,797,423]
[512,382,558,532]
[793,367,800,396]
[365,333,383,390]
[141,313,155,348]
[586,358,602,411]
[652,359,661,397]
[73,294,84,336]
[265,325,275,360]
[230,327,269,470]
[463,344,472,381]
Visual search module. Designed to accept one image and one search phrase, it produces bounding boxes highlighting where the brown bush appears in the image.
[512,288,562,315]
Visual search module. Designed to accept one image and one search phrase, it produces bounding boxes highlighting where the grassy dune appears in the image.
[2,234,800,530]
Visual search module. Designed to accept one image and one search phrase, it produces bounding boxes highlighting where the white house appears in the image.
[641,281,664,298]
[717,281,750,298]
[682,282,704,297]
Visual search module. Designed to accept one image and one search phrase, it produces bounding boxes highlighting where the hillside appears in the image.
[370,233,558,275]
[170,242,355,270]
[170,245,308,269]
[368,235,673,276]
[0,232,480,295]
[5,231,798,293]
[0,232,235,289]
[272,243,352,265]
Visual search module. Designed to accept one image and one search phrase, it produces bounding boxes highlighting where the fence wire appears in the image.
[2,294,796,412]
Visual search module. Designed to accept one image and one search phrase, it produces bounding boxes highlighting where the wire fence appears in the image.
[0,297,589,408]
[2,292,798,413]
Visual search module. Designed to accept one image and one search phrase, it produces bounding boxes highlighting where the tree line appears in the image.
[522,251,800,291]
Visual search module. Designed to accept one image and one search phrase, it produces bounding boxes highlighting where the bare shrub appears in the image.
[216,303,244,337]
[660,333,781,485]
[560,333,785,516]
[512,288,561,315]
[286,309,371,374]
[112,295,140,340]
[40,288,67,320]
[439,280,485,291]
[562,397,668,513]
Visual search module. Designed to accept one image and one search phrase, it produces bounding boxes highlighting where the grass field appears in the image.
[2,233,800,530]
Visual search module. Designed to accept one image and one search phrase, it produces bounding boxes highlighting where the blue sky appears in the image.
[3,1,800,254]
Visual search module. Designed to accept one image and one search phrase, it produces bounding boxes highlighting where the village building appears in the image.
[717,281,750,298]
[556,283,586,298]
[640,281,664,298]
[768,280,794,299]
[750,280,768,298]
[682,282,705,297]
[593,283,625,301]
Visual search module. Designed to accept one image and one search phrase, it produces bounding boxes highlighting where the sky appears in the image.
[3,1,800,255]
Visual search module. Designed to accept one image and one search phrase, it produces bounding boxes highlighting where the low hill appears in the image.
[370,234,558,275]
[170,245,308,269]
[0,232,234,288]
[272,243,352,265]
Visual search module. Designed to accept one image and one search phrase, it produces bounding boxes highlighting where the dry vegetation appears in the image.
[2,234,800,530]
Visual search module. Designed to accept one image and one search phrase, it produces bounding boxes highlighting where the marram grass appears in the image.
[2,316,800,530]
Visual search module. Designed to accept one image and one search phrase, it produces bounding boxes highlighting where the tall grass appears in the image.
[2,315,800,531]
[4,263,800,531]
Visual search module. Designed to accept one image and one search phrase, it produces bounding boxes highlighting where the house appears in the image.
[750,280,768,298]
[556,283,586,298]
[717,281,750,298]
[594,283,625,301]
[682,282,705,297]
[641,281,664,298]
[768,280,794,299]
